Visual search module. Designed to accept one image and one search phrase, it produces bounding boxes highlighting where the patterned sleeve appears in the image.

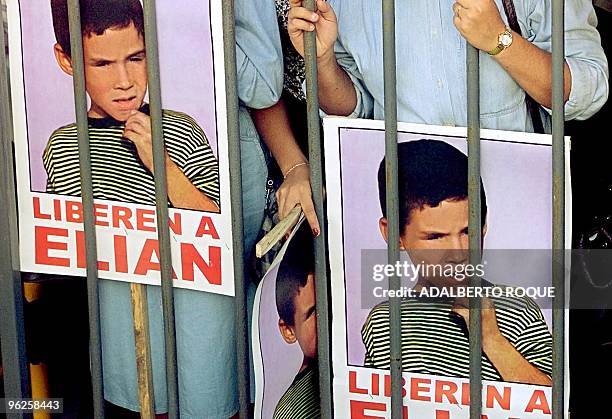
[513,301,553,377]
[181,121,220,209]
[361,314,376,367]
[361,303,390,368]
[43,135,56,193]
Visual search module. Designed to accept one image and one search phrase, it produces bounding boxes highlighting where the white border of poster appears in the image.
[323,117,571,418]
[7,0,235,296]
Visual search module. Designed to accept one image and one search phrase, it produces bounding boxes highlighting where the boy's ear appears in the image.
[278,319,297,345]
[379,217,405,250]
[379,217,388,242]
[53,43,74,76]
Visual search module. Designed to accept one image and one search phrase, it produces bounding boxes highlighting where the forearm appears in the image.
[317,54,358,116]
[483,333,552,386]
[494,33,571,109]
[250,100,307,174]
[165,158,219,212]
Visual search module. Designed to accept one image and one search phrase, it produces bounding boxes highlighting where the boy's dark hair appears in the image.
[378,139,488,232]
[51,0,145,57]
[276,223,314,327]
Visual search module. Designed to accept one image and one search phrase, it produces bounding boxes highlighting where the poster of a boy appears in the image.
[46,0,220,210]
[42,0,230,416]
[273,223,321,419]
[362,139,553,385]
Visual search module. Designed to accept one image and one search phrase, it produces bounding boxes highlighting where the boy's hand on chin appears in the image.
[123,110,170,174]
[451,296,505,346]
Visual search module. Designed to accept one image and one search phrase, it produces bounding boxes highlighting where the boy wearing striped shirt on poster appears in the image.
[42,1,241,417]
[274,223,321,419]
[363,140,553,386]
[45,0,220,210]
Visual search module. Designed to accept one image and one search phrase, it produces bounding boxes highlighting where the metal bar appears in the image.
[0,4,30,414]
[303,1,333,417]
[551,0,565,417]
[221,0,250,417]
[66,2,105,417]
[141,1,179,416]
[466,44,483,419]
[381,0,402,418]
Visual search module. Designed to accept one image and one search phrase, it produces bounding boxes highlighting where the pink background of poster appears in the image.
[19,0,218,191]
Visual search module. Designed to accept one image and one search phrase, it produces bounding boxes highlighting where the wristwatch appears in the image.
[487,26,513,56]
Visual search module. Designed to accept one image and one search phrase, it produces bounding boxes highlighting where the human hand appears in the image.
[452,0,506,53]
[451,296,504,344]
[276,163,320,236]
[288,0,338,65]
[123,110,168,173]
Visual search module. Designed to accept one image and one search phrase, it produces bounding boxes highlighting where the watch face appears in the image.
[501,33,512,47]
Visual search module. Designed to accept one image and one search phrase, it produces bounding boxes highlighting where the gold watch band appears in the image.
[488,44,505,56]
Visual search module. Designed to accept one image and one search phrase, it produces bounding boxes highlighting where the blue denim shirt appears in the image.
[330,0,609,132]
[236,0,283,109]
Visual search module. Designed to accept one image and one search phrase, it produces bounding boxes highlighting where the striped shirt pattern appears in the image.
[361,293,553,381]
[43,109,220,207]
[273,364,321,419]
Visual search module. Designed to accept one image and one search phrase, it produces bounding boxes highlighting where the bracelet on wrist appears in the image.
[283,162,309,180]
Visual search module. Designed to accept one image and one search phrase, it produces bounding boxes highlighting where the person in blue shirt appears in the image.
[287,0,608,131]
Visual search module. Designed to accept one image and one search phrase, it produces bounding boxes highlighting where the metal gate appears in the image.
[0,0,568,418]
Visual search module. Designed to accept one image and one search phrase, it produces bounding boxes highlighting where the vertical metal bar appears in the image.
[466,44,483,419]
[381,0,402,418]
[303,1,332,418]
[0,4,30,413]
[66,2,104,417]
[141,1,179,417]
[551,0,565,417]
[221,1,250,417]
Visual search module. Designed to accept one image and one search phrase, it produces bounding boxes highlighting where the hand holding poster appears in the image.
[322,118,571,418]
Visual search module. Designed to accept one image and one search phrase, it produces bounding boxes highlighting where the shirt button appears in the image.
[437,80,443,89]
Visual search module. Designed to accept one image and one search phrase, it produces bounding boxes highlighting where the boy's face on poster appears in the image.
[380,198,487,287]
[54,23,147,121]
[278,274,318,360]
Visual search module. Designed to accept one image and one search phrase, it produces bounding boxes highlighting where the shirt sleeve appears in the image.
[361,304,390,368]
[327,0,374,119]
[43,136,57,193]
[234,0,283,109]
[513,301,553,377]
[361,313,376,367]
[333,37,375,119]
[526,0,609,120]
[181,122,221,208]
